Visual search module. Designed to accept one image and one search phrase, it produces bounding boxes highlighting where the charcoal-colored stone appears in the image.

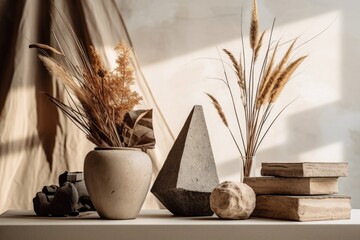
[33,182,79,216]
[59,171,69,186]
[33,192,50,216]
[42,185,59,195]
[49,182,79,216]
[46,194,54,202]
[67,172,84,182]
[33,171,95,217]
[78,195,94,212]
[151,105,219,216]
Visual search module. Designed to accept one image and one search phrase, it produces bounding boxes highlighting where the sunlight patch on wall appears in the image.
[299,142,343,162]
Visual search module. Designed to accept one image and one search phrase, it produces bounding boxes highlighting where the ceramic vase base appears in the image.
[84,148,152,220]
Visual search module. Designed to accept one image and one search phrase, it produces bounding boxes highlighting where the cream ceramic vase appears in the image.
[84,147,152,219]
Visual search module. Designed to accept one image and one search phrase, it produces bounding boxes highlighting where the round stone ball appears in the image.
[210,181,256,220]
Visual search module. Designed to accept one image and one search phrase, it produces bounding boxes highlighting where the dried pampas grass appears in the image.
[206,93,228,127]
[207,0,307,178]
[250,0,259,51]
[30,14,155,150]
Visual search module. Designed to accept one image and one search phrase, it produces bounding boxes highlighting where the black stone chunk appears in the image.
[33,171,95,217]
[42,185,59,195]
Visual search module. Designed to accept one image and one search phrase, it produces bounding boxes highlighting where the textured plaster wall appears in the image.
[118,0,360,207]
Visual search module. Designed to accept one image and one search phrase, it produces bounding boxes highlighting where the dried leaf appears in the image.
[122,109,155,149]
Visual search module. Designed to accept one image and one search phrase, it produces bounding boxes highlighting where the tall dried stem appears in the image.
[207,0,307,179]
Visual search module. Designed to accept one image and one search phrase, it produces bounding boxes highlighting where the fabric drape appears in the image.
[0,0,173,213]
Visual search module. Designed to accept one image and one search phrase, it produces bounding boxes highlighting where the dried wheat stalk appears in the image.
[250,0,259,51]
[206,93,228,127]
[207,0,307,179]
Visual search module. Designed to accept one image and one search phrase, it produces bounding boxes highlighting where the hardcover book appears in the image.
[261,162,348,177]
[252,195,351,221]
[244,177,338,195]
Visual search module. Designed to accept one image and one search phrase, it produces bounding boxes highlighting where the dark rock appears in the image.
[33,192,50,216]
[151,105,219,216]
[59,171,83,185]
[33,171,95,217]
[42,185,59,195]
[78,195,95,212]
[66,172,84,182]
[50,182,79,216]
[46,194,54,202]
[73,181,88,200]
[58,171,69,186]
[33,182,79,217]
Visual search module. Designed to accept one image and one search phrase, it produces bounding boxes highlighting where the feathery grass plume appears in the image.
[250,0,259,51]
[38,55,84,99]
[256,41,279,108]
[206,0,308,179]
[89,46,108,78]
[223,49,244,90]
[81,41,142,146]
[254,30,266,62]
[262,39,297,103]
[206,93,228,127]
[275,39,297,73]
[270,56,307,102]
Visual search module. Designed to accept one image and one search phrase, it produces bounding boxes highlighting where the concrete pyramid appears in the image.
[151,105,219,216]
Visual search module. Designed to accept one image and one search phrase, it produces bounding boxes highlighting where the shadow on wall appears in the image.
[0,0,58,169]
[34,0,57,170]
[0,0,95,169]
[0,135,40,158]
[0,0,26,113]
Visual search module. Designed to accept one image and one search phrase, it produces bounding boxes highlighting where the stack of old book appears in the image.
[244,162,351,221]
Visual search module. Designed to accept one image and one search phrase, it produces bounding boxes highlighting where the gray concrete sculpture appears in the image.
[151,105,219,216]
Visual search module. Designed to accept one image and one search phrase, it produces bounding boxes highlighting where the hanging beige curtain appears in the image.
[0,0,173,213]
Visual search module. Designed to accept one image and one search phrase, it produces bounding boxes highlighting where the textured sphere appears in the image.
[210,181,256,220]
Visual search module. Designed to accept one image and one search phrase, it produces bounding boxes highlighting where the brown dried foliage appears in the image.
[29,6,155,150]
[80,42,142,146]
[36,41,143,148]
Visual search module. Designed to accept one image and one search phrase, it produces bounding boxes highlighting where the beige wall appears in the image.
[119,0,360,207]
